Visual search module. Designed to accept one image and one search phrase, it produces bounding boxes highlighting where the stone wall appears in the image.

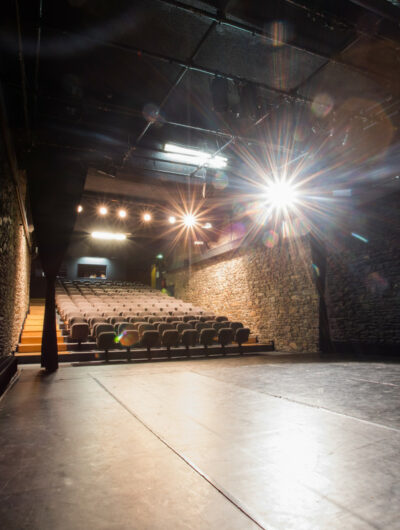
[166,236,320,352]
[0,159,31,356]
[326,193,400,347]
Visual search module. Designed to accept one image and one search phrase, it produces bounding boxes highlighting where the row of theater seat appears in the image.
[69,316,250,353]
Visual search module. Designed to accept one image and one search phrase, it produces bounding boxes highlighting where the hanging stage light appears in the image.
[91,231,126,240]
[143,212,152,222]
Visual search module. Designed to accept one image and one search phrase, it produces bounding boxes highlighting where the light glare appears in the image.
[77,205,83,213]
[168,215,177,224]
[99,206,108,216]
[202,222,212,229]
[143,212,152,222]
[91,231,126,241]
[118,209,127,218]
[183,213,197,227]
[164,143,227,169]
[264,179,297,211]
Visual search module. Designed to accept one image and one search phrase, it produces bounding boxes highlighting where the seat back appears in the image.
[158,323,174,334]
[230,321,244,333]
[235,327,250,346]
[70,323,89,343]
[117,322,135,335]
[176,322,191,335]
[138,323,155,337]
[200,328,216,347]
[141,330,160,350]
[161,330,179,348]
[183,315,198,322]
[181,329,198,348]
[215,316,228,322]
[213,321,229,332]
[97,331,116,351]
[94,323,114,337]
[195,322,208,332]
[218,327,234,346]
[120,329,139,349]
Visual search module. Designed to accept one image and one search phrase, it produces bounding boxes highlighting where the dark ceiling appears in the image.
[1,0,400,212]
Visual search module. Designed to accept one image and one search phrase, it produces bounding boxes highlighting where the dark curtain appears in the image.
[28,147,87,371]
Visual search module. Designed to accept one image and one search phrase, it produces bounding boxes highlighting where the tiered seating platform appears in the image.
[16,280,274,363]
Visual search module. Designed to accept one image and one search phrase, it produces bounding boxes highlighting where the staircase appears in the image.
[17,299,68,355]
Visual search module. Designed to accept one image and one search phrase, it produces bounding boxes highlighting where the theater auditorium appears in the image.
[1,1,400,528]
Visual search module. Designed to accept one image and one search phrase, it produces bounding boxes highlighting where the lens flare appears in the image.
[262,230,279,248]
[143,212,152,222]
[99,206,108,215]
[168,215,176,224]
[183,213,197,227]
[264,179,298,212]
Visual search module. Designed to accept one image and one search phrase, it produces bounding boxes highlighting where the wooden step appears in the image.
[20,336,65,345]
[18,343,68,353]
[21,330,63,338]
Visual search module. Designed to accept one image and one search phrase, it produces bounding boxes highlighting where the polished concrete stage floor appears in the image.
[1,356,399,529]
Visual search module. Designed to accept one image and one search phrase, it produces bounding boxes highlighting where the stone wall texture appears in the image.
[167,237,320,352]
[326,194,400,345]
[0,160,31,356]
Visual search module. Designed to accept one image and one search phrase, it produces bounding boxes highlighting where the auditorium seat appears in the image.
[161,330,179,356]
[120,329,139,358]
[196,322,209,332]
[218,328,234,352]
[200,328,216,349]
[230,322,244,333]
[70,323,89,348]
[141,330,160,357]
[235,327,250,352]
[181,329,198,350]
[138,323,155,337]
[117,322,135,335]
[94,323,114,338]
[97,331,116,362]
[158,323,174,334]
[213,321,230,332]
[216,316,229,322]
[176,322,191,336]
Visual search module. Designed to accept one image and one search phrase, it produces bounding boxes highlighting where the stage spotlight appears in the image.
[264,179,297,212]
[143,212,152,222]
[183,213,197,228]
[91,231,126,240]
[99,206,108,216]
[156,253,164,259]
[77,205,83,213]
[194,240,204,245]
[118,209,127,218]
[202,222,212,229]
[168,215,176,224]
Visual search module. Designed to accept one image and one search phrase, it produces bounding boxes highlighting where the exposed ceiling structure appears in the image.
[1,0,400,226]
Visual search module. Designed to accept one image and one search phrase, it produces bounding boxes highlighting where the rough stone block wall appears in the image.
[0,161,30,356]
[167,237,320,352]
[326,194,400,345]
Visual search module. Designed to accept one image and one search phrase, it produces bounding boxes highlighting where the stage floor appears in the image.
[1,356,399,529]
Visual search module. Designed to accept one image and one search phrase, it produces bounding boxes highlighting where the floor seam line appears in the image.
[91,374,273,530]
[191,371,400,433]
